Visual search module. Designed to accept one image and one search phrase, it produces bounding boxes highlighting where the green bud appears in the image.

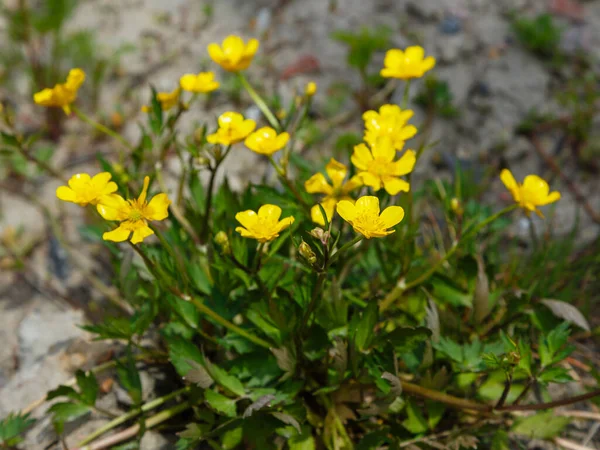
[299,240,317,265]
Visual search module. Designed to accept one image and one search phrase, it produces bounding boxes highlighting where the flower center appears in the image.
[354,212,383,231]
[367,159,389,176]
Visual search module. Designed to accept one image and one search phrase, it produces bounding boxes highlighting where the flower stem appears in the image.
[402,80,411,109]
[237,73,281,131]
[72,106,134,151]
[327,235,363,268]
[380,205,517,312]
[267,155,311,213]
[77,387,190,446]
[184,293,272,349]
[201,145,231,242]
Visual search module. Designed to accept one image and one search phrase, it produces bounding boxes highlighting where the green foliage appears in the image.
[0,412,35,447]
[512,14,561,59]
[415,76,459,118]
[331,26,391,73]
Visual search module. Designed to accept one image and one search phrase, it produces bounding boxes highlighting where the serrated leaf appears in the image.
[402,400,428,434]
[271,411,301,433]
[165,334,204,376]
[46,385,80,402]
[541,299,590,332]
[205,390,237,418]
[243,394,275,418]
[271,346,296,374]
[538,366,573,384]
[75,370,99,406]
[511,411,570,439]
[0,412,35,446]
[205,359,245,397]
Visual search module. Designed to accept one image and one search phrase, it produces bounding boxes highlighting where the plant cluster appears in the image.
[0,23,598,450]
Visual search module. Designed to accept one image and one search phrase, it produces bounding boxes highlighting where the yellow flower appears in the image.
[33,68,86,115]
[207,111,256,145]
[97,176,171,244]
[244,127,289,156]
[179,71,220,93]
[235,204,295,243]
[363,104,417,150]
[381,46,436,80]
[208,35,259,72]
[305,158,362,226]
[351,137,416,195]
[500,169,561,217]
[305,81,317,96]
[56,172,118,206]
[337,196,404,239]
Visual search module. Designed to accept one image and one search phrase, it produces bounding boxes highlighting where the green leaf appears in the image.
[165,334,204,376]
[352,302,378,352]
[381,326,432,353]
[402,400,428,434]
[204,389,237,418]
[289,425,316,450]
[81,317,134,341]
[205,360,245,397]
[116,350,142,405]
[75,370,99,406]
[433,337,463,363]
[221,426,243,449]
[0,412,35,446]
[46,385,80,402]
[491,429,510,450]
[49,402,90,434]
[184,360,214,389]
[538,366,573,384]
[511,411,570,439]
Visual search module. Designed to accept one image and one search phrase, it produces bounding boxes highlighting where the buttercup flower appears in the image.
[381,46,436,80]
[244,127,289,156]
[305,82,317,96]
[97,176,170,244]
[179,72,220,93]
[500,169,561,217]
[235,204,295,243]
[208,35,259,72]
[337,196,404,239]
[351,137,416,195]
[207,112,256,145]
[142,88,181,112]
[363,104,417,150]
[305,158,362,226]
[33,68,86,115]
[56,172,118,206]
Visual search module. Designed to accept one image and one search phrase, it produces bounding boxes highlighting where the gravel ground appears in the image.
[1,0,599,448]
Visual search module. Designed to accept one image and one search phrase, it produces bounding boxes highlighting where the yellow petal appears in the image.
[398,125,418,141]
[305,173,333,195]
[235,226,256,239]
[522,175,550,197]
[379,206,405,229]
[421,56,436,72]
[145,193,171,220]
[405,46,425,62]
[355,196,380,216]
[235,210,258,229]
[131,225,154,244]
[275,132,290,150]
[342,175,363,194]
[103,226,131,242]
[500,169,518,196]
[311,204,326,226]
[97,194,128,221]
[275,216,295,233]
[325,158,347,189]
[384,49,404,67]
[56,186,76,202]
[371,136,395,162]
[244,38,260,57]
[382,176,410,195]
[138,176,150,204]
[91,172,113,189]
[541,191,561,205]
[393,149,417,176]
[336,200,357,222]
[179,74,198,91]
[68,173,91,190]
[207,43,225,63]
[258,204,282,221]
[359,172,382,191]
[351,143,373,170]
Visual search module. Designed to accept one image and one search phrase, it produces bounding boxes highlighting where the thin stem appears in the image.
[267,155,311,212]
[497,388,600,412]
[527,215,539,251]
[300,272,327,331]
[327,235,363,268]
[75,401,192,450]
[77,387,190,446]
[237,73,280,131]
[402,381,490,412]
[495,373,513,409]
[201,145,231,242]
[402,80,411,109]
[181,293,272,349]
[9,140,67,183]
[380,205,517,312]
[72,106,134,151]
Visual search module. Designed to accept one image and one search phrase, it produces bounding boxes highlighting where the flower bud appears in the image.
[214,231,231,254]
[305,81,317,97]
[193,127,206,145]
[310,227,325,240]
[450,197,463,215]
[299,240,317,265]
[111,111,123,129]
